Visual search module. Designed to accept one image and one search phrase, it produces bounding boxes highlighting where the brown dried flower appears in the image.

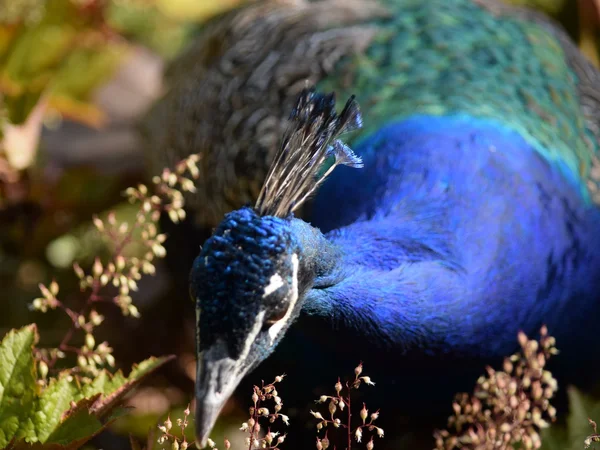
[434,326,558,450]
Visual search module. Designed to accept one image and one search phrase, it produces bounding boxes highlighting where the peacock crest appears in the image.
[255,88,364,218]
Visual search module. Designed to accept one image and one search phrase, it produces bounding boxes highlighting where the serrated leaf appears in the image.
[88,356,176,419]
[0,325,38,448]
[43,394,103,446]
[27,374,81,443]
[0,325,174,448]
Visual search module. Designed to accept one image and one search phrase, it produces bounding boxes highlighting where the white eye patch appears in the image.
[268,253,299,345]
[263,273,284,297]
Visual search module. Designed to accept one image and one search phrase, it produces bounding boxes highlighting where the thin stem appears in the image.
[249,388,260,450]
[346,385,352,450]
[46,220,136,369]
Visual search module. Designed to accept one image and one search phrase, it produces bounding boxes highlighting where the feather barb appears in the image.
[255,88,363,218]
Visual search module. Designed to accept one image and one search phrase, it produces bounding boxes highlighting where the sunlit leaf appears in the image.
[0,325,37,448]
[0,325,174,448]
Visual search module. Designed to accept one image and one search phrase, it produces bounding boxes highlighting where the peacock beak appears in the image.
[195,341,251,447]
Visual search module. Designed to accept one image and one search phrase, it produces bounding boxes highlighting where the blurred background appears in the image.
[0,0,599,449]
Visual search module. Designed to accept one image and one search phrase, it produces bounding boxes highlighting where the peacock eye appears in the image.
[265,308,287,326]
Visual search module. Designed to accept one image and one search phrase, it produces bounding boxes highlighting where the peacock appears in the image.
[141,0,600,447]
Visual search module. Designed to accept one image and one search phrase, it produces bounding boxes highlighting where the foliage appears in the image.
[0,324,172,449]
[0,153,202,449]
[29,154,200,379]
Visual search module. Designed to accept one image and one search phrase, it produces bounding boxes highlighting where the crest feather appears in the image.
[255,88,363,218]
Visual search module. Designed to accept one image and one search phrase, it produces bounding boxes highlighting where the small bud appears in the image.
[73,263,85,279]
[78,355,87,368]
[90,311,104,326]
[311,410,324,420]
[318,395,328,403]
[93,258,103,277]
[366,438,374,450]
[224,439,231,450]
[207,438,216,448]
[252,392,259,404]
[116,255,126,271]
[321,434,330,450]
[361,376,375,385]
[92,216,104,231]
[360,404,368,423]
[181,178,196,192]
[518,331,528,348]
[158,425,167,434]
[152,243,167,258]
[339,399,345,411]
[38,360,48,379]
[355,362,363,377]
[376,427,384,437]
[355,428,362,442]
[328,400,336,417]
[128,305,141,318]
[280,414,290,425]
[49,280,59,296]
[85,334,95,350]
[172,440,179,450]
[335,379,342,393]
[168,209,179,223]
[240,422,249,432]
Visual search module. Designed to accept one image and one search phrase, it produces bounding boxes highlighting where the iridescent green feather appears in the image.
[316,0,600,202]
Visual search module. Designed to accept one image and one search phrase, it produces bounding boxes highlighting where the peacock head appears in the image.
[190,87,363,446]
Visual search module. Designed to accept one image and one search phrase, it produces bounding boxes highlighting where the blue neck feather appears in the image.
[296,115,600,359]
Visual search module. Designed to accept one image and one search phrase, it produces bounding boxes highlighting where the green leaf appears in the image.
[0,324,174,449]
[28,374,82,443]
[0,325,38,448]
[85,356,176,419]
[41,395,103,446]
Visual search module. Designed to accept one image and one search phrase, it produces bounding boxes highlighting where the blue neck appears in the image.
[298,115,600,359]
